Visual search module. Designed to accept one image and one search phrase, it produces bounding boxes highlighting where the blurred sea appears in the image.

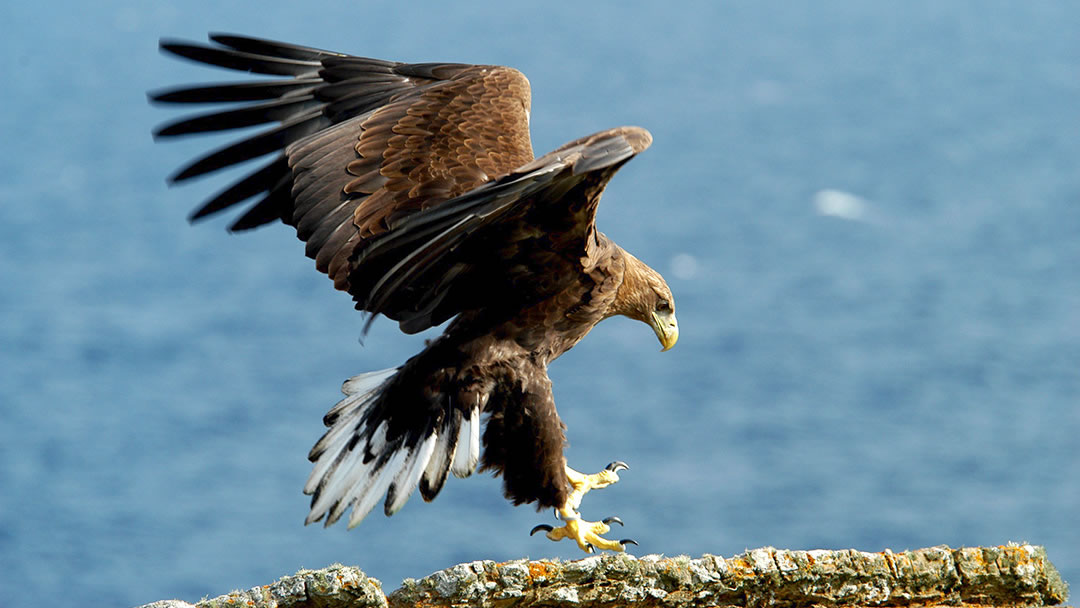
[1,3,1077,607]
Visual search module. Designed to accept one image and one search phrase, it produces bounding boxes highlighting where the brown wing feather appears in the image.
[153,35,651,335]
[282,65,533,290]
[346,66,533,217]
[349,126,652,334]
[153,34,533,293]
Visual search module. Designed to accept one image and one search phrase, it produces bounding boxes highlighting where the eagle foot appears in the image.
[530,462,635,553]
[530,516,636,553]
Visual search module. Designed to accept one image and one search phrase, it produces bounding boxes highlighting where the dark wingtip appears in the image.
[207,31,241,44]
[146,88,169,104]
[158,38,197,58]
[152,122,191,138]
[186,206,215,223]
[167,159,209,183]
[167,171,198,185]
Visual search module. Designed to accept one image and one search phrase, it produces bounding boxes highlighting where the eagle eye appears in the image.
[656,299,671,312]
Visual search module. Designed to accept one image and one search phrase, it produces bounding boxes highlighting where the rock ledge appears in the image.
[139,544,1069,608]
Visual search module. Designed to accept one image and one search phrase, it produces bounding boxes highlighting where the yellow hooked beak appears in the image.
[650,309,679,352]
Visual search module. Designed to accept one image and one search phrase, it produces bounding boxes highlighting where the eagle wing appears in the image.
[152,34,531,279]
[153,34,650,333]
[352,126,652,333]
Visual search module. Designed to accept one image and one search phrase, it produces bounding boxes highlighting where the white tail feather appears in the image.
[305,366,476,529]
[385,431,438,515]
[365,420,390,457]
[347,448,407,528]
[420,415,459,497]
[341,368,397,396]
[304,366,490,528]
[305,369,400,526]
[451,406,480,478]
[304,392,365,494]
[309,422,387,525]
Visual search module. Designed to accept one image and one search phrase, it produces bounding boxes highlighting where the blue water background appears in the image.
[1,3,1077,606]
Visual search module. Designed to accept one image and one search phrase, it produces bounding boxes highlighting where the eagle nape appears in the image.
[530,461,637,553]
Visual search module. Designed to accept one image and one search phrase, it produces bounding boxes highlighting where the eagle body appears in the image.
[152,34,678,545]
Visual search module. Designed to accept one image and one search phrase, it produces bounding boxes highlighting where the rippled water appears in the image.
[2,3,1077,607]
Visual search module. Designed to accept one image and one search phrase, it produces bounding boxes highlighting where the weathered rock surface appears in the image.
[137,544,1069,608]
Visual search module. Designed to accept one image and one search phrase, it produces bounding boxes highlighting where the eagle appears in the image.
[151,34,678,553]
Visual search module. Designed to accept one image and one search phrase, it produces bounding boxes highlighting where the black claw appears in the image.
[554,508,561,521]
[530,524,554,536]
[606,461,629,472]
[602,516,624,527]
[620,539,639,547]
[585,543,595,553]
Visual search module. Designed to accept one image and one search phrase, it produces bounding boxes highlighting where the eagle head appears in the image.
[611,250,679,352]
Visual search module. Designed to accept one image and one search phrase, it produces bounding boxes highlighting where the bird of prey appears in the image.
[151,33,678,553]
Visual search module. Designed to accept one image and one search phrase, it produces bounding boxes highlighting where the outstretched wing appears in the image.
[151,33,533,290]
[152,34,651,334]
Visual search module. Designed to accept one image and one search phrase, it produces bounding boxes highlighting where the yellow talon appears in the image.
[565,463,623,512]
[530,462,635,553]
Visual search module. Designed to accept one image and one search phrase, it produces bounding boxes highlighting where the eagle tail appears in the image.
[303,368,479,528]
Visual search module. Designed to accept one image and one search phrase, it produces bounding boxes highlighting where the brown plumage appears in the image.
[151,34,678,536]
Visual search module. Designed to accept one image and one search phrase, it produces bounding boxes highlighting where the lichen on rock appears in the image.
[137,544,1069,608]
